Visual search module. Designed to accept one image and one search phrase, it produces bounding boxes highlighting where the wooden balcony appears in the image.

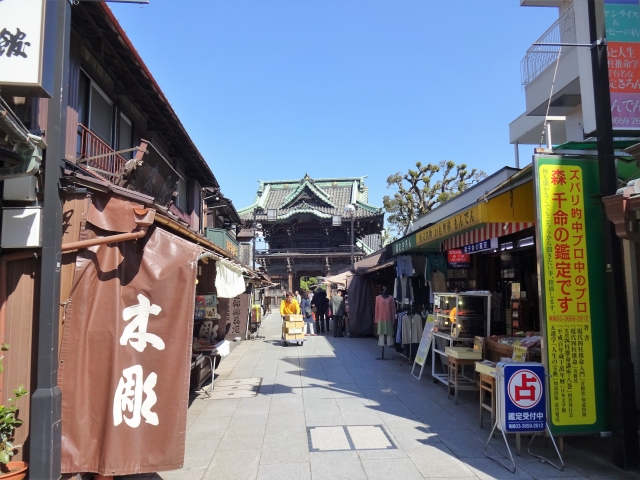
[77,124,127,180]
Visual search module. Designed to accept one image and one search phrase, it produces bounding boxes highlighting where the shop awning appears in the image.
[443,222,535,250]
[387,181,536,257]
[324,271,353,286]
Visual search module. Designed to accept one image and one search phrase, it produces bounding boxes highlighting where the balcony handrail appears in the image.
[521,4,576,87]
[77,123,127,179]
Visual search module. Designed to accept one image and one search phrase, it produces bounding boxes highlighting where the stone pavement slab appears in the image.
[122,311,639,480]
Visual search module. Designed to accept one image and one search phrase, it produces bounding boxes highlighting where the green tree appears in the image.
[383,160,486,237]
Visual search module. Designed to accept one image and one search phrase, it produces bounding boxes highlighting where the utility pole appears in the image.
[30,1,70,478]
[587,0,639,470]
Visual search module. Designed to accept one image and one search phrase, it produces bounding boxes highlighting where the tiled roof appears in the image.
[238,175,382,221]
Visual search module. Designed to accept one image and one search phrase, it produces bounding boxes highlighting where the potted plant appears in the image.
[0,344,28,479]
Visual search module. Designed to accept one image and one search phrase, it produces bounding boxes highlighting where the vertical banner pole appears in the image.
[587,0,639,469]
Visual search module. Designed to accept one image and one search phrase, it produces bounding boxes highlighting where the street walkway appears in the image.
[124,312,638,480]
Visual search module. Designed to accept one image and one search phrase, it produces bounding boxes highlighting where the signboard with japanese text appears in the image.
[0,0,49,95]
[391,234,416,256]
[604,0,640,131]
[447,249,470,268]
[58,195,200,475]
[411,315,434,380]
[534,155,609,435]
[218,293,250,340]
[461,237,498,254]
[416,203,485,247]
[498,362,546,433]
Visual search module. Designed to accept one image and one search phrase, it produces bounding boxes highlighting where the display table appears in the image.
[446,356,478,405]
[190,347,218,393]
[484,336,541,363]
[478,372,496,429]
[432,331,474,386]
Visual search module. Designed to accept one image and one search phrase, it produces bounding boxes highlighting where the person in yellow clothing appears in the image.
[280,292,301,318]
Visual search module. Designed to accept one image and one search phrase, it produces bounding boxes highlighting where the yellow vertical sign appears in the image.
[540,165,596,425]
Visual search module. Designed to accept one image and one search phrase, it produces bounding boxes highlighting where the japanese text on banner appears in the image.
[540,165,596,425]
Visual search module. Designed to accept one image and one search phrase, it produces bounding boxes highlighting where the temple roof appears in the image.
[238,174,383,222]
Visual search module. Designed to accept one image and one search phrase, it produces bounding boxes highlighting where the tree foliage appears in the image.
[383,160,486,236]
[300,276,318,292]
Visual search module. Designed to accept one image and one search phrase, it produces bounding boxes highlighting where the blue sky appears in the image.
[110,0,558,213]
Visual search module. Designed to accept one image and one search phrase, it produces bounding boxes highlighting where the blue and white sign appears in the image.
[498,362,546,433]
[462,237,497,254]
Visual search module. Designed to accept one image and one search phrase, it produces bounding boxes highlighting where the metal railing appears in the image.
[77,124,127,179]
[521,4,576,87]
[255,246,363,255]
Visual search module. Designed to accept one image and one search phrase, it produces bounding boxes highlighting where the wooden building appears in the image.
[0,3,254,474]
[238,174,384,291]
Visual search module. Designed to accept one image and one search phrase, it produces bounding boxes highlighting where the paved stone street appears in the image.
[124,312,639,480]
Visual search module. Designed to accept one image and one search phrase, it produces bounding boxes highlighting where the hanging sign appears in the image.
[0,0,49,96]
[462,237,498,254]
[447,249,470,268]
[498,362,546,433]
[604,0,640,131]
[534,155,609,435]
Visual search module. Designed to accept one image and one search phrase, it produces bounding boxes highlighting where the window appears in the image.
[77,71,115,146]
[89,83,113,144]
[176,175,187,211]
[119,113,133,159]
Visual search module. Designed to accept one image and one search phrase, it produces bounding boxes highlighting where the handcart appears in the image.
[282,314,306,347]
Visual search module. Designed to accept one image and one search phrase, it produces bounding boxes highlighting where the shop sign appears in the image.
[218,293,250,340]
[534,156,609,435]
[498,362,546,433]
[0,0,49,95]
[58,200,200,475]
[416,203,485,247]
[604,0,640,131]
[461,237,498,254]
[447,249,470,268]
[391,234,416,256]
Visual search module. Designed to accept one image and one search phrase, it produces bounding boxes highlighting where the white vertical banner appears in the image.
[0,0,47,90]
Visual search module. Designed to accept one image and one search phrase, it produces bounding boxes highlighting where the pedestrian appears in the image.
[301,291,315,336]
[312,287,328,334]
[330,289,346,337]
[280,292,300,319]
[295,290,301,305]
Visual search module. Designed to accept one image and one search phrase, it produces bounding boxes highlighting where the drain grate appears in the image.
[307,425,397,452]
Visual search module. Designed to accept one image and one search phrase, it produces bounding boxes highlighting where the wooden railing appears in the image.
[77,124,127,179]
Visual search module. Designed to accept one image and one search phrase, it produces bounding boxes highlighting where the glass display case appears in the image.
[431,291,492,386]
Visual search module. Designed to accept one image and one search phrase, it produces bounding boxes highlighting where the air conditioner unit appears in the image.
[1,207,43,248]
[3,175,38,201]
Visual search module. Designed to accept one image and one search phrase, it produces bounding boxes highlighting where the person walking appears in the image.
[295,290,301,305]
[312,288,328,334]
[330,289,345,337]
[301,291,315,336]
[280,292,300,318]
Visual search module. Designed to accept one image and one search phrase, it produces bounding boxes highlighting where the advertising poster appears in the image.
[534,155,609,435]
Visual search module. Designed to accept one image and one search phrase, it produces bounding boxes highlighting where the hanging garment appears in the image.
[396,311,407,343]
[412,276,430,305]
[431,270,447,294]
[395,255,414,277]
[402,313,424,345]
[215,261,246,298]
[378,334,395,347]
[394,276,413,304]
[412,255,426,279]
[425,254,447,281]
[375,295,395,323]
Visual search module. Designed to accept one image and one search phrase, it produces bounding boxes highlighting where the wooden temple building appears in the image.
[238,175,384,292]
